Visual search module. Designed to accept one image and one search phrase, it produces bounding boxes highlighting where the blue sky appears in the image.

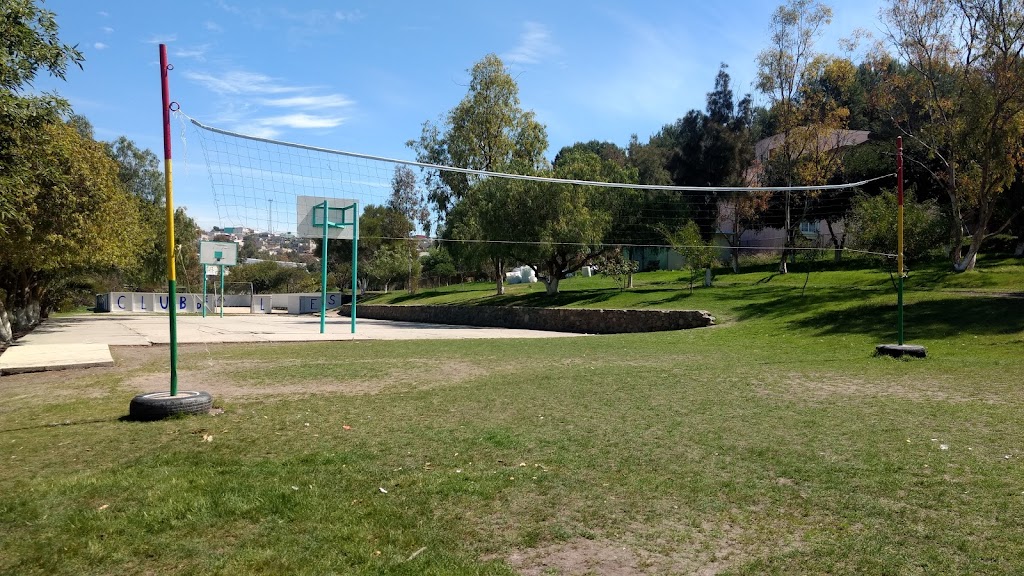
[35,0,886,229]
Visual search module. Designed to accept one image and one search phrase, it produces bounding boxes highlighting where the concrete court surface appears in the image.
[0,312,581,375]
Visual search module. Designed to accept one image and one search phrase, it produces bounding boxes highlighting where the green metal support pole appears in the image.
[220,265,225,319]
[320,201,329,334]
[351,202,358,334]
[202,270,207,318]
[898,275,905,345]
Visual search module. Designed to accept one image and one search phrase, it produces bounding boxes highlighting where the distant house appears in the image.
[632,129,872,271]
[721,128,871,252]
[241,258,306,269]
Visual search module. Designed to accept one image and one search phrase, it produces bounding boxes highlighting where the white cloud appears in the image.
[98,11,109,17]
[94,42,108,50]
[238,126,280,139]
[259,95,354,109]
[254,114,346,130]
[504,22,558,66]
[333,10,363,22]
[145,34,177,44]
[174,45,210,60]
[185,70,306,95]
[102,26,114,34]
[187,68,356,138]
[217,0,241,15]
[204,21,223,33]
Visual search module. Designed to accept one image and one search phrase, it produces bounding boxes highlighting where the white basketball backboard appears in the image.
[199,241,239,266]
[296,196,357,239]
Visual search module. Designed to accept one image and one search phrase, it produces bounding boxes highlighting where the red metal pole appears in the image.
[896,137,904,345]
[160,44,179,394]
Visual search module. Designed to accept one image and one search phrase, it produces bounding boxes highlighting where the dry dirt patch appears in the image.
[0,346,167,409]
[502,521,756,576]
[760,372,1008,404]
[120,358,490,399]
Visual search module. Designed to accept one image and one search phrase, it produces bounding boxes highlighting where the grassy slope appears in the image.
[0,256,1022,575]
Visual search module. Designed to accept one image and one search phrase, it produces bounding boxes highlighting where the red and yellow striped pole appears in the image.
[160,44,179,395]
[896,137,905,345]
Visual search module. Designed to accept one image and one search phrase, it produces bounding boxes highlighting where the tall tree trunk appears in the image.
[731,246,740,273]
[826,219,843,262]
[494,257,504,295]
[626,247,635,287]
[953,228,984,272]
[779,190,791,274]
[946,183,967,268]
[0,299,12,344]
[544,275,560,295]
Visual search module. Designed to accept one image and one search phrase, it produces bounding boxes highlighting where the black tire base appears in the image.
[129,390,213,421]
[875,344,928,359]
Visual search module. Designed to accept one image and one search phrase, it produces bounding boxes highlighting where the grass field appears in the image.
[1,256,1022,575]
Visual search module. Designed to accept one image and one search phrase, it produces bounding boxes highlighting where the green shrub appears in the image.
[848,188,946,264]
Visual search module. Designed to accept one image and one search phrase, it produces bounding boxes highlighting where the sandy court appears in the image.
[0,312,581,374]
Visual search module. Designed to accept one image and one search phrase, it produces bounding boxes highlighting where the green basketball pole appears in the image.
[202,270,207,318]
[220,264,226,318]
[159,44,179,396]
[320,201,329,334]
[351,203,358,334]
[312,200,357,335]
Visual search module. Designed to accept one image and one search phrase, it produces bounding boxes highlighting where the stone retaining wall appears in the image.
[346,305,715,334]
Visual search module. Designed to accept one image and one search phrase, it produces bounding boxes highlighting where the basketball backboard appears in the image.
[199,240,239,266]
[296,196,357,239]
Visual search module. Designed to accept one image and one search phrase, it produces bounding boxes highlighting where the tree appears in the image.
[621,133,683,269]
[755,0,838,273]
[0,0,85,337]
[512,148,636,295]
[0,0,82,93]
[597,248,639,291]
[0,119,143,330]
[421,247,458,286]
[323,204,414,293]
[635,65,756,271]
[880,0,1024,271]
[718,191,770,272]
[388,165,430,235]
[697,64,758,270]
[228,260,317,294]
[664,220,717,292]
[407,54,549,294]
[388,165,429,291]
[99,135,170,288]
[849,187,946,265]
[239,234,262,260]
[364,244,409,293]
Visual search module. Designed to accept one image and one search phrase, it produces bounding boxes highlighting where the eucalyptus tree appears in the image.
[408,54,549,293]
[880,0,1024,271]
[755,0,838,273]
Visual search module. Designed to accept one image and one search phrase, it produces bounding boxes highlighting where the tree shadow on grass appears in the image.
[483,288,685,308]
[735,290,1024,339]
[382,286,694,309]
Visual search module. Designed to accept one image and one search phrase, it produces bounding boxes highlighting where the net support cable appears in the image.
[188,115,893,194]
[186,113,898,259]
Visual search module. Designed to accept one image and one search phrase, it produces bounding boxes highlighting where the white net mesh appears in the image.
[186,113,895,257]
